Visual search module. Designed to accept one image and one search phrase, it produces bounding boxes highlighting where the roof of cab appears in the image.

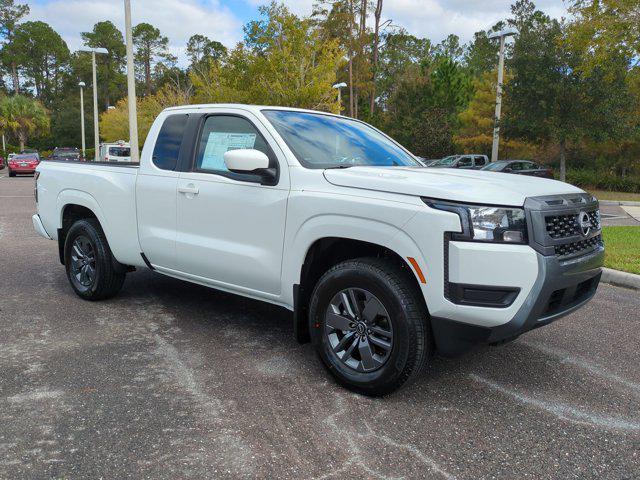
[162,103,343,118]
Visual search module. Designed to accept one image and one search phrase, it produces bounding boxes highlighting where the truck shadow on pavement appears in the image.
[4,264,639,479]
[117,268,640,435]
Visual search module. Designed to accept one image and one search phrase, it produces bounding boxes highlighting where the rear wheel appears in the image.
[309,258,431,396]
[8,169,15,177]
[64,219,125,300]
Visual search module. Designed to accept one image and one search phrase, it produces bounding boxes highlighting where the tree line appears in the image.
[1,0,639,189]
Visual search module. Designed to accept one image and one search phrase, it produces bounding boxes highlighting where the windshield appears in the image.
[432,155,459,166]
[262,110,420,169]
[482,162,506,171]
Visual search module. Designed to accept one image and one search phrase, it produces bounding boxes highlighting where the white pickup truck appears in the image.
[33,105,604,396]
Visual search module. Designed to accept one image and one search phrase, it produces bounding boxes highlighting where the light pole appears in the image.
[124,0,139,163]
[79,47,108,162]
[332,82,347,114]
[78,81,86,158]
[488,28,517,163]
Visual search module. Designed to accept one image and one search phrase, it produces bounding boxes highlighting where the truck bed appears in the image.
[36,160,143,266]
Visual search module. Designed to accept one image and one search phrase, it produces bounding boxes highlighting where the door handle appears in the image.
[178,185,199,195]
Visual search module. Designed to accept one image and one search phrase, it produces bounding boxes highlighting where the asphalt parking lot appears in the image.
[1,174,639,479]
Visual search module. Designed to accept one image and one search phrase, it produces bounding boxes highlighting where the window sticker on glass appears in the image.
[201,132,257,171]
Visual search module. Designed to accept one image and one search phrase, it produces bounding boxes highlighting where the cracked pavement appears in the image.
[1,175,639,479]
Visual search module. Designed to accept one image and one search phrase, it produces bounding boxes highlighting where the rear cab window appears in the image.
[109,147,131,157]
[152,114,189,171]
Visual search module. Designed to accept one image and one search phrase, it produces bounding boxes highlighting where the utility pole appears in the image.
[79,82,86,158]
[489,28,517,163]
[91,51,99,161]
[79,47,108,162]
[124,0,140,163]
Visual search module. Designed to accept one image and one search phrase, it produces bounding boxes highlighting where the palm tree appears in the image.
[0,95,50,151]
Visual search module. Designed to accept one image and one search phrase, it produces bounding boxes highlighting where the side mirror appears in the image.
[223,148,277,185]
[224,149,269,173]
[503,167,512,173]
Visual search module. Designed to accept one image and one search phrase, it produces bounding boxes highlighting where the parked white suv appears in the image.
[32,105,604,395]
[99,141,131,162]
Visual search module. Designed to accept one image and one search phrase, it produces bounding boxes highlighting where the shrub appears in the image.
[564,169,640,193]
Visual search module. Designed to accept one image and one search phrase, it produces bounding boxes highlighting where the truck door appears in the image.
[136,113,190,270]
[175,112,289,296]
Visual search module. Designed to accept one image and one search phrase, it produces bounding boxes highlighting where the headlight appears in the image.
[424,200,528,244]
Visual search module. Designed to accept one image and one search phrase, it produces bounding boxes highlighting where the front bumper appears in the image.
[430,192,605,357]
[432,245,603,356]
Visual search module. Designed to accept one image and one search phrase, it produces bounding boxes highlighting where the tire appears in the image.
[64,218,126,301]
[8,169,15,177]
[309,257,431,396]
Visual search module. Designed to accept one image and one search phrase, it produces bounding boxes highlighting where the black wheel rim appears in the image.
[325,288,393,373]
[70,235,97,289]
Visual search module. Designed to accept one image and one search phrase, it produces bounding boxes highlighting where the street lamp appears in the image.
[78,81,86,158]
[488,28,517,163]
[332,82,347,113]
[78,47,108,162]
[124,0,139,163]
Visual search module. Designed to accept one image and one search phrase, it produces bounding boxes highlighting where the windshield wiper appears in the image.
[324,165,354,170]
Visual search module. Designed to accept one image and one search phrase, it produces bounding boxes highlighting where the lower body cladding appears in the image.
[431,241,604,356]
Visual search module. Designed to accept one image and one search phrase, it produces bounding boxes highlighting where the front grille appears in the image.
[526,193,603,258]
[554,234,602,257]
[546,210,600,239]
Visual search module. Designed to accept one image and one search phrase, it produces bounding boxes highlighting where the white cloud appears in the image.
[248,0,569,44]
[26,0,570,66]
[381,0,570,43]
[27,0,242,65]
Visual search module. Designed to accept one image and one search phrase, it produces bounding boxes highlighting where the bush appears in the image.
[564,169,640,193]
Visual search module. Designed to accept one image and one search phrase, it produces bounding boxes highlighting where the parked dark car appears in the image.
[481,160,553,179]
[50,147,82,162]
[427,154,489,169]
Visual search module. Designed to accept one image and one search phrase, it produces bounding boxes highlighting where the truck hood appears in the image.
[323,166,583,206]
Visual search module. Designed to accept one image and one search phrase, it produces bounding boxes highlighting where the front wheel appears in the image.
[309,258,431,396]
[64,219,126,300]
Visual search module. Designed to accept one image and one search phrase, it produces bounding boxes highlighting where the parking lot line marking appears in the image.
[522,341,640,396]
[470,374,640,432]
[322,395,456,480]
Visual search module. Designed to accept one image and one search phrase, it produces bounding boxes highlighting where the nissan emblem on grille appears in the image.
[578,211,591,236]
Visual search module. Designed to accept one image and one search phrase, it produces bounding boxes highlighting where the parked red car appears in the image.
[7,153,40,177]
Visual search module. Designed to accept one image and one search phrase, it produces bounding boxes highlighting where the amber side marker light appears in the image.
[407,257,426,284]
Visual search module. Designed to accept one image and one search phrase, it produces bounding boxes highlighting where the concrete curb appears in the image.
[601,267,640,290]
[599,200,640,206]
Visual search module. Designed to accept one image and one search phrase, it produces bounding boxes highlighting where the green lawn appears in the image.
[602,226,640,275]
[590,190,640,202]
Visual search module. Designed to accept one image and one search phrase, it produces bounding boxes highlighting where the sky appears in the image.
[27,0,569,65]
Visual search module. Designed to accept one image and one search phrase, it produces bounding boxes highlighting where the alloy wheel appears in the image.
[325,288,393,372]
[70,235,97,288]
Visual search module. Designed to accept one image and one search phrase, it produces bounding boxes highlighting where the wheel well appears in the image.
[293,237,420,343]
[57,205,98,265]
